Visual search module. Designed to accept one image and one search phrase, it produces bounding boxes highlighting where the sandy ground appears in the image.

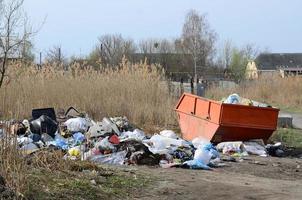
[124,156,302,200]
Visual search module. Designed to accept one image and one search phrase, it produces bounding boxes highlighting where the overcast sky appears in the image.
[24,0,302,57]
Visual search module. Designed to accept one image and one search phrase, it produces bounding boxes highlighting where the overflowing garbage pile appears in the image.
[223,93,271,108]
[1,107,296,171]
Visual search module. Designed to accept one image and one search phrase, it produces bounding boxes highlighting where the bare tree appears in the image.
[138,38,159,54]
[217,40,233,68]
[242,43,259,60]
[158,39,174,54]
[45,45,66,64]
[92,34,136,66]
[181,10,216,80]
[0,0,33,88]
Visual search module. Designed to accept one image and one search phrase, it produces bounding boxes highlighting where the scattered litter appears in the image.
[266,142,285,157]
[217,141,245,155]
[4,106,297,172]
[90,151,127,165]
[243,141,267,157]
[223,93,270,108]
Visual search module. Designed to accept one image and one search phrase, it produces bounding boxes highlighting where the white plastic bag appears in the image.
[120,129,145,141]
[98,137,115,151]
[243,141,267,157]
[192,137,209,149]
[18,137,33,145]
[64,117,90,133]
[20,143,39,155]
[194,147,212,165]
[90,151,127,165]
[216,141,244,154]
[143,134,189,155]
[224,93,240,104]
[159,130,177,139]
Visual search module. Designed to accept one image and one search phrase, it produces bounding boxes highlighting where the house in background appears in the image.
[245,60,258,79]
[246,53,302,79]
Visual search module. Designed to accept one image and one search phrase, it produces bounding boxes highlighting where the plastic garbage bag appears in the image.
[217,141,245,154]
[18,137,33,146]
[102,117,121,135]
[224,93,240,104]
[194,143,219,165]
[243,141,267,157]
[54,134,68,150]
[73,132,85,144]
[110,116,131,131]
[266,142,284,157]
[160,130,178,139]
[144,134,190,155]
[41,133,54,143]
[183,159,211,170]
[119,129,145,141]
[88,122,111,138]
[98,137,116,152]
[251,100,270,108]
[20,143,39,155]
[90,151,127,165]
[192,137,209,149]
[64,117,91,133]
[29,134,41,143]
[68,147,81,157]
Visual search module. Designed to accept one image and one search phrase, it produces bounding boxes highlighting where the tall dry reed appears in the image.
[0,59,177,128]
[206,74,302,110]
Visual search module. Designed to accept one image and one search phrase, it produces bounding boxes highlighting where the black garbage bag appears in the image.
[30,115,58,138]
[118,140,160,165]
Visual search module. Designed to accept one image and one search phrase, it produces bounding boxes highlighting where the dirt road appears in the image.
[126,156,302,200]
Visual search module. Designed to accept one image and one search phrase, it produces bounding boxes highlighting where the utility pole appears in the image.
[39,52,42,69]
[58,47,61,63]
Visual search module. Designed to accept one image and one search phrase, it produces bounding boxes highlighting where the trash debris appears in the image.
[224,93,240,104]
[119,129,145,142]
[217,142,245,155]
[159,130,178,139]
[64,117,91,133]
[243,141,267,157]
[89,151,127,165]
[73,132,85,144]
[20,143,39,155]
[29,115,58,138]
[5,106,295,173]
[223,93,270,108]
[266,142,285,157]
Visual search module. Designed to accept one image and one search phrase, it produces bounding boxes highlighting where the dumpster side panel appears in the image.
[176,95,195,114]
[220,104,279,129]
[213,126,274,143]
[195,100,221,124]
[175,93,222,141]
[177,112,219,141]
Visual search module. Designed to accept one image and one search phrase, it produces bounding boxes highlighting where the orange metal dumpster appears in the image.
[175,93,279,143]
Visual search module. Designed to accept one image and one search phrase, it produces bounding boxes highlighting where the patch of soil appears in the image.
[126,156,302,200]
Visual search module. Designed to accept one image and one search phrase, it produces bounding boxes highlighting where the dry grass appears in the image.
[206,74,302,111]
[0,124,28,197]
[0,59,177,128]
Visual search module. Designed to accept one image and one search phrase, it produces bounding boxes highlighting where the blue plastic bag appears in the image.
[73,132,85,144]
[55,134,69,150]
[183,160,211,170]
